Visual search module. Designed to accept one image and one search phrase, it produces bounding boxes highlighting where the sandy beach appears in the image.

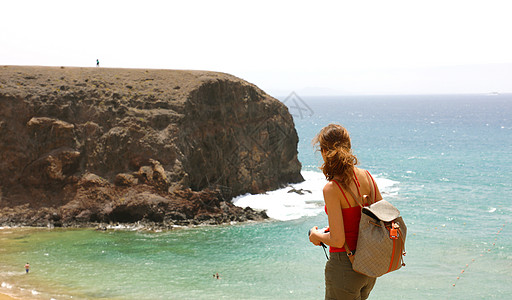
[0,293,17,300]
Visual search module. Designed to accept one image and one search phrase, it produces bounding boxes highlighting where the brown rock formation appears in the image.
[0,66,303,227]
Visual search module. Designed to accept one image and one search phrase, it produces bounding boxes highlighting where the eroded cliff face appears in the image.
[0,66,303,227]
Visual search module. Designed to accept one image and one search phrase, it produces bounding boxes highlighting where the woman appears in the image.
[309,124,382,300]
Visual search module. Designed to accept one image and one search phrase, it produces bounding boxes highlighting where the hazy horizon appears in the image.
[1,1,511,96]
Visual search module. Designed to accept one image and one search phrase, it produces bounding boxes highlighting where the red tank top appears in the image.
[325,172,368,253]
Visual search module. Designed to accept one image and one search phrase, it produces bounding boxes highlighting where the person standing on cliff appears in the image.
[25,262,30,274]
[96,59,100,67]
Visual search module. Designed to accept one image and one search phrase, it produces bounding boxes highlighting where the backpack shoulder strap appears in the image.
[346,187,364,208]
[365,170,377,204]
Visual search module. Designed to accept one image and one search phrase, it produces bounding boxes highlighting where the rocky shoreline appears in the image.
[0,209,269,232]
[0,188,269,229]
[0,66,303,227]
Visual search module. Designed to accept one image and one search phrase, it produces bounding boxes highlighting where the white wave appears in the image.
[377,177,400,196]
[233,171,325,221]
[233,171,399,221]
[488,207,497,213]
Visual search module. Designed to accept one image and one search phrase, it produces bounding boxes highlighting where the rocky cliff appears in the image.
[0,66,303,227]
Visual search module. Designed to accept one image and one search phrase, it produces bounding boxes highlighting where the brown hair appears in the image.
[313,124,358,186]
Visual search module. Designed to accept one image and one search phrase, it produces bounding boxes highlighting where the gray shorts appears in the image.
[325,252,377,300]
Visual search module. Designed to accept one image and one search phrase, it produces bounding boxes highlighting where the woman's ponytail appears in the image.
[313,124,358,186]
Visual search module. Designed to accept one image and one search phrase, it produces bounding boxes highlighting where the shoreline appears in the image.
[0,217,273,233]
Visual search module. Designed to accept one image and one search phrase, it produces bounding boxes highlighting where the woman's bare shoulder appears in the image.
[354,166,368,174]
[355,167,372,181]
[323,181,338,193]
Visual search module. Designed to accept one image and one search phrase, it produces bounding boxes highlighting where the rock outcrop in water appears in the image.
[0,66,303,227]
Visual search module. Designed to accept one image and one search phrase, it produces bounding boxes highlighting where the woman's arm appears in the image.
[309,182,346,248]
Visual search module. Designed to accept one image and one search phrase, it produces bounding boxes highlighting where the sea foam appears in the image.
[233,171,399,221]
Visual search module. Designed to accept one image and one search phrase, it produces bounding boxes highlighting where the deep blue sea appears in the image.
[1,94,512,299]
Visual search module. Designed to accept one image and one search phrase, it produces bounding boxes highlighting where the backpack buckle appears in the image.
[389,221,399,239]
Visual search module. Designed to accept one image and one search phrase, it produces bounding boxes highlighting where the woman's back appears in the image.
[331,168,382,209]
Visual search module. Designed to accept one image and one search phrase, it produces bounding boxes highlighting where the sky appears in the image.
[1,0,511,96]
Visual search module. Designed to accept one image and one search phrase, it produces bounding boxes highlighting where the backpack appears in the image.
[343,172,407,278]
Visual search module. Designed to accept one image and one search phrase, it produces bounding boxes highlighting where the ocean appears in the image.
[1,94,511,299]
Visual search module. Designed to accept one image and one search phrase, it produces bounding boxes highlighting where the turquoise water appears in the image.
[1,94,512,299]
